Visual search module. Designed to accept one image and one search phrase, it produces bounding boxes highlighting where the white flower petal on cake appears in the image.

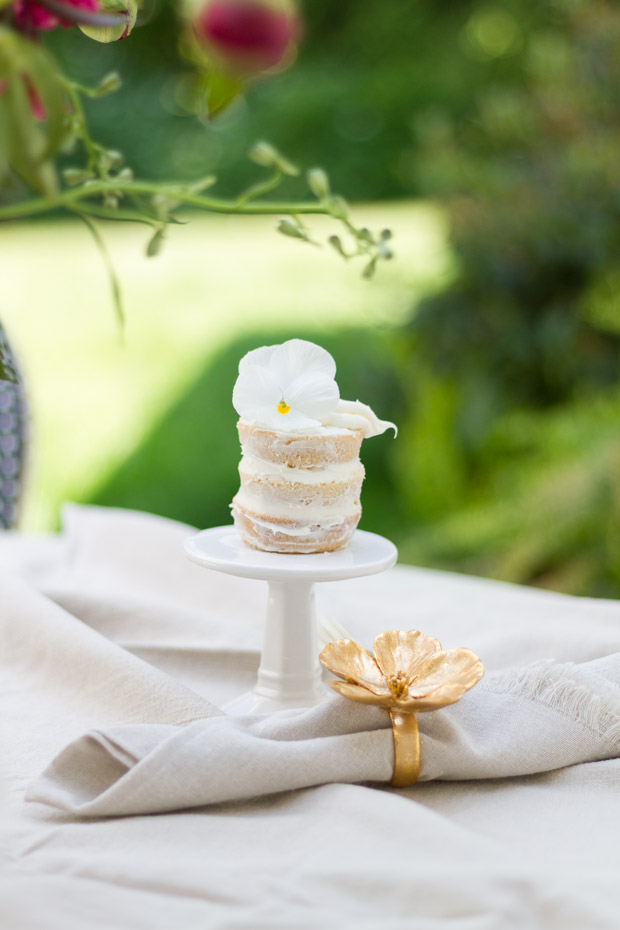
[233,339,340,428]
[269,339,336,385]
[238,344,277,374]
[273,408,322,430]
[232,366,281,419]
[284,372,340,420]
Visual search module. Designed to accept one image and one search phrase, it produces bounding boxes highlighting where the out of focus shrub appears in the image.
[394,0,620,594]
[408,0,620,409]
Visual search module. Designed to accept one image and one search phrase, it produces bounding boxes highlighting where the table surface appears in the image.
[1,503,619,930]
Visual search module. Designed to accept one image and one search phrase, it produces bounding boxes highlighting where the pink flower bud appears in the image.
[14,0,99,33]
[194,0,300,76]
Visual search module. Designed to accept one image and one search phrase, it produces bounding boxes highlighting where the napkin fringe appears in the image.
[487,661,620,741]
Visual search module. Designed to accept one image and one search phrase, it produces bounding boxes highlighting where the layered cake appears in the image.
[231,339,395,553]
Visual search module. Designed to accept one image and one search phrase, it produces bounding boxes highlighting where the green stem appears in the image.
[62,82,108,179]
[74,202,158,225]
[235,169,283,207]
[0,180,330,222]
[75,211,125,330]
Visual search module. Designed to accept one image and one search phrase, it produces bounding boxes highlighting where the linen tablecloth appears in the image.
[1,504,619,929]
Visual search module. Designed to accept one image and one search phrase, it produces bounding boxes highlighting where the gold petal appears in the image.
[373,630,442,681]
[408,649,484,698]
[410,681,478,711]
[329,680,394,707]
[319,640,387,695]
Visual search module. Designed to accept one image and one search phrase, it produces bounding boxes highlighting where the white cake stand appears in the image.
[184,525,398,715]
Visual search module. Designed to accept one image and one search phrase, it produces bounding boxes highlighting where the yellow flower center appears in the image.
[277,400,291,414]
[386,671,411,700]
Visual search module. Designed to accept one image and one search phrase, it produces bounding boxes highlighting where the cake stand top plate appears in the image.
[185,525,397,583]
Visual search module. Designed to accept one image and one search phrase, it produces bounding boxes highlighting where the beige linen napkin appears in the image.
[29,654,620,817]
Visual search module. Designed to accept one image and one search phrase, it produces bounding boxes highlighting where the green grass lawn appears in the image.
[0,201,451,531]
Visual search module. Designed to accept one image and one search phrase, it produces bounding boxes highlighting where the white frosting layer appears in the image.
[231,501,352,539]
[238,419,351,438]
[234,486,360,523]
[238,454,364,485]
[323,400,397,438]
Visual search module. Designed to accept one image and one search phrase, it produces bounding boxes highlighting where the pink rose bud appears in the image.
[194,0,300,76]
[14,0,99,32]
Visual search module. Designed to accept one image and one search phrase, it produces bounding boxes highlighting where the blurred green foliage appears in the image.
[395,0,620,593]
[410,0,620,406]
[47,0,620,596]
[45,0,488,199]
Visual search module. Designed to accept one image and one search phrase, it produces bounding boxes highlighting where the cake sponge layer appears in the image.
[233,422,365,554]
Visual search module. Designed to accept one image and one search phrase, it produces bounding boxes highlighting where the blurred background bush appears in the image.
[3,0,620,597]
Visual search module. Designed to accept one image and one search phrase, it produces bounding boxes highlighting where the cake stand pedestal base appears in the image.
[184,526,397,715]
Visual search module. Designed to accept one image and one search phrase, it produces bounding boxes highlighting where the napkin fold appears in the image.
[29,654,620,817]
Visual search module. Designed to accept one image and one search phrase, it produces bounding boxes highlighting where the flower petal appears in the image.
[284,372,339,421]
[238,344,278,374]
[373,630,442,682]
[232,366,281,419]
[319,639,387,695]
[329,680,393,707]
[270,339,336,386]
[406,682,475,711]
[409,649,484,699]
[239,407,318,432]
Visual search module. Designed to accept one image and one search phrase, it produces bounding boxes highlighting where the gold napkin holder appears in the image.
[320,630,484,786]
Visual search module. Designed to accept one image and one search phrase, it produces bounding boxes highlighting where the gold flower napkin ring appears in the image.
[319,630,484,787]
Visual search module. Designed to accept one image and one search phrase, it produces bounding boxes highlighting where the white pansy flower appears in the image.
[233,339,340,431]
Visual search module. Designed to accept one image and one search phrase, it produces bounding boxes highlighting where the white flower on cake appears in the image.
[233,339,340,431]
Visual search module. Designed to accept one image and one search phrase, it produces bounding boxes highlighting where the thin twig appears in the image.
[76,213,125,333]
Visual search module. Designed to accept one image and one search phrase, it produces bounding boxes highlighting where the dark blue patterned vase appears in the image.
[0,323,28,529]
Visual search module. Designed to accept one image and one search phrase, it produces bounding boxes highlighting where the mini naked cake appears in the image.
[231,339,395,554]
